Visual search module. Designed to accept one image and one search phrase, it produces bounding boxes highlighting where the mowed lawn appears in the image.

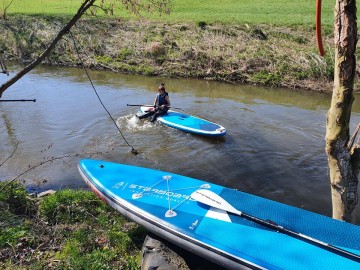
[6,0,336,26]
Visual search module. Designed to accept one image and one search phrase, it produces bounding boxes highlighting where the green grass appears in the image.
[4,0,336,26]
[0,182,145,269]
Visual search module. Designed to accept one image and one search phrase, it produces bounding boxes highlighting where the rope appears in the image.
[68,31,138,155]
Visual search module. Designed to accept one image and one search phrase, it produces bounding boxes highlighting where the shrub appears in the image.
[116,48,133,61]
[0,181,36,216]
[252,71,281,86]
[197,21,207,29]
[146,42,166,58]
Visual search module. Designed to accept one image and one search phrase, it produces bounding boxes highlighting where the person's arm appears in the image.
[165,95,170,107]
[153,94,158,107]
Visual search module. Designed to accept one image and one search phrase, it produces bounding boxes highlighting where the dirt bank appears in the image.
[1,15,357,93]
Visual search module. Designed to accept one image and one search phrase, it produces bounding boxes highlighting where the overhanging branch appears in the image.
[0,0,96,98]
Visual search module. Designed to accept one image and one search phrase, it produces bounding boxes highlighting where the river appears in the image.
[1,64,360,217]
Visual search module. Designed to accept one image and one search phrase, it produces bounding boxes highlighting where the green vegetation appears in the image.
[2,15,342,92]
[2,1,357,268]
[1,1,360,92]
[0,181,146,269]
[5,0,336,26]
[2,1,349,92]
[0,1,359,268]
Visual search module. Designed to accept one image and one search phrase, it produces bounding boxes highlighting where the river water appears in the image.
[1,64,360,217]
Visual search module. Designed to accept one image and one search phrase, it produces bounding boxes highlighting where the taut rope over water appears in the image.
[68,31,138,155]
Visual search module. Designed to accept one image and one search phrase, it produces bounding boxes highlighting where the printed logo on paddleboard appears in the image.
[112,182,125,189]
[110,176,210,204]
[128,183,195,202]
[110,180,198,203]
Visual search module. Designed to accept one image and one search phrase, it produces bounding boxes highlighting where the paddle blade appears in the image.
[191,189,242,215]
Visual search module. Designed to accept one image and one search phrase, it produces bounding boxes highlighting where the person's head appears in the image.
[158,83,165,92]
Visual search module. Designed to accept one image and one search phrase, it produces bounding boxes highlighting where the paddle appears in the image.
[127,104,185,111]
[127,104,154,107]
[0,99,36,102]
[191,189,360,263]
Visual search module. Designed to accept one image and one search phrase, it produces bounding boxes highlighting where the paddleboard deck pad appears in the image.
[79,159,360,270]
[137,106,226,137]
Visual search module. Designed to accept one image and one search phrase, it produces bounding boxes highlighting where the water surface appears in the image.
[1,64,360,217]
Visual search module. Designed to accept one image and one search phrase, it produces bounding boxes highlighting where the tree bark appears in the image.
[325,0,359,223]
[0,0,96,98]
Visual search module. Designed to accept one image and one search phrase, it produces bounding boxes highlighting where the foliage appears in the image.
[0,183,144,269]
[197,21,207,29]
[0,224,34,248]
[39,189,111,225]
[55,239,118,270]
[146,41,167,64]
[117,48,134,61]
[1,0,346,92]
[0,181,36,216]
[251,71,282,86]
[0,13,342,91]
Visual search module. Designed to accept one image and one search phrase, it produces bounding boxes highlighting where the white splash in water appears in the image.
[116,114,153,132]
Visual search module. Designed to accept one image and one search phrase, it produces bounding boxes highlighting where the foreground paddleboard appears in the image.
[78,159,360,270]
[138,106,226,137]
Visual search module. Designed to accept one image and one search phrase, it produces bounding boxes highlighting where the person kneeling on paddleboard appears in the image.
[139,83,171,122]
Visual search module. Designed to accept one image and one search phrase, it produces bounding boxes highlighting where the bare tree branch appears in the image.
[0,0,172,98]
[0,142,19,167]
[0,0,96,98]
[0,154,75,192]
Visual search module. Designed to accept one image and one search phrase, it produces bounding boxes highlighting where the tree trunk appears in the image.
[0,0,96,98]
[325,0,359,223]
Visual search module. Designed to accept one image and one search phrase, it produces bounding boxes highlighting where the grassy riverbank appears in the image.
[2,1,358,92]
[0,181,144,269]
[1,14,345,92]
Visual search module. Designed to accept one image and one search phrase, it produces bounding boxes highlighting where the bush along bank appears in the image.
[1,15,358,93]
[0,181,145,269]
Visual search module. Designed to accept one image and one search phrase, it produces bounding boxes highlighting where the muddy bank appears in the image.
[0,15,355,93]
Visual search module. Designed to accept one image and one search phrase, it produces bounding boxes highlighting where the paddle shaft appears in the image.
[191,189,360,263]
[0,99,36,102]
[127,104,154,107]
[240,211,360,263]
[126,104,184,111]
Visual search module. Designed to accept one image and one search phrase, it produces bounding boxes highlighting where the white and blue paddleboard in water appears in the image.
[138,106,226,137]
[78,159,360,270]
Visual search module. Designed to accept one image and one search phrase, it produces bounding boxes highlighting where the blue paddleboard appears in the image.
[78,159,360,270]
[138,106,226,137]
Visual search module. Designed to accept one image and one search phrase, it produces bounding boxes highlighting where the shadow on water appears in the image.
[2,64,360,218]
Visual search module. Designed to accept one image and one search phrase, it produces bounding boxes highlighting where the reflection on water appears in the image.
[1,64,360,217]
